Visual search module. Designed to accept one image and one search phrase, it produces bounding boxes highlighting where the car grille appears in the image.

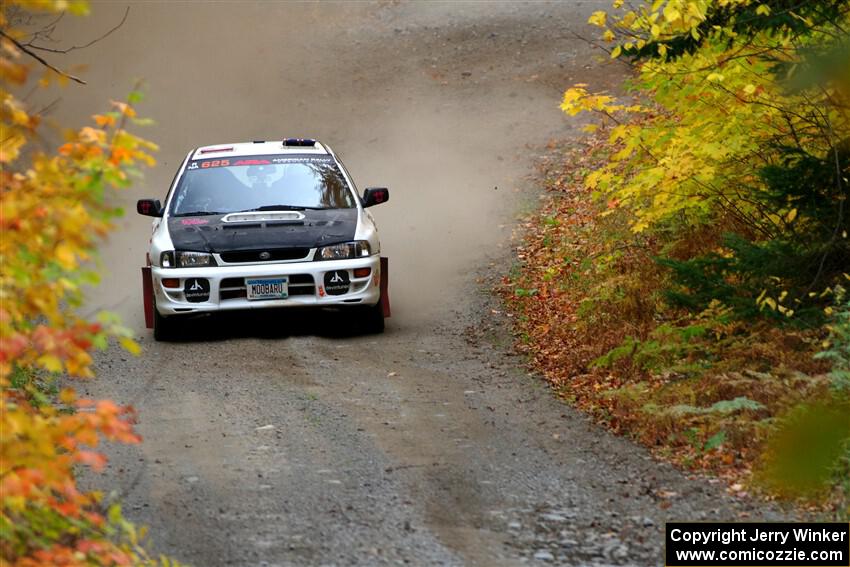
[219,248,310,263]
[219,274,315,301]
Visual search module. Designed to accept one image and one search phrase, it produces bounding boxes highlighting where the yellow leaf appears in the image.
[78,126,106,144]
[0,131,26,163]
[743,84,756,95]
[38,354,63,373]
[586,170,603,189]
[55,243,77,270]
[588,11,607,27]
[756,4,771,16]
[119,337,141,356]
[582,124,599,133]
[785,208,797,223]
[663,6,680,22]
[58,277,78,292]
[632,220,649,233]
[10,107,30,126]
[59,388,77,404]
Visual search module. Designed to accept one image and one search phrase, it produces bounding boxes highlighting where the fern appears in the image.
[814,286,850,392]
[592,324,709,373]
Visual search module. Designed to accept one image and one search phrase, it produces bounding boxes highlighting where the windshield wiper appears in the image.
[173,210,225,217]
[242,205,329,212]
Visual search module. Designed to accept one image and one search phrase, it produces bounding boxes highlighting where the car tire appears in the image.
[153,298,177,341]
[362,298,385,334]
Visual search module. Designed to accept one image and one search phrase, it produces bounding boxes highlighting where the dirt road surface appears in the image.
[41,2,786,565]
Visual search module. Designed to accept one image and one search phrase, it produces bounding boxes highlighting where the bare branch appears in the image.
[23,10,66,46]
[0,28,86,85]
[25,6,129,54]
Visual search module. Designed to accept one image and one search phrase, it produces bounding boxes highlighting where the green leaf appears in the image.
[703,431,726,452]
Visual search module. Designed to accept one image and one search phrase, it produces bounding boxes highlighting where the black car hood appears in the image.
[167,209,357,252]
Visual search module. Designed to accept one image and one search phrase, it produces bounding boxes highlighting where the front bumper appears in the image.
[151,255,381,317]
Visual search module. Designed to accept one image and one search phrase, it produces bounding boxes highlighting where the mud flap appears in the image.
[142,266,154,329]
[380,256,391,318]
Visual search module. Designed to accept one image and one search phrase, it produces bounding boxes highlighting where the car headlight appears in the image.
[177,251,216,267]
[160,251,217,268]
[315,240,371,261]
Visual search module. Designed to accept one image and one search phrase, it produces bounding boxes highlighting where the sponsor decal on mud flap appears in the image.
[323,270,350,296]
[184,278,210,302]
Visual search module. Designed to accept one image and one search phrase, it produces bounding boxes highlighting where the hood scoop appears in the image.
[223,223,262,229]
[222,211,305,223]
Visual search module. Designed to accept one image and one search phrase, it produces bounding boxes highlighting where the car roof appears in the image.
[190,140,329,160]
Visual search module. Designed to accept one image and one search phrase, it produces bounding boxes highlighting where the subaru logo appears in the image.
[259,251,271,260]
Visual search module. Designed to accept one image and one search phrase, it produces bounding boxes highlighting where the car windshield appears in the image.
[170,155,356,216]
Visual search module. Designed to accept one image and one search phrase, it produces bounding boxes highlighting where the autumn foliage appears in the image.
[1,1,169,563]
[505,0,850,512]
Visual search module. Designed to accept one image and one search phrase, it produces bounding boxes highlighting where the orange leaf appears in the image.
[93,114,116,128]
[76,450,107,472]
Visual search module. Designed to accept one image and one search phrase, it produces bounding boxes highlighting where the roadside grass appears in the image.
[499,132,850,517]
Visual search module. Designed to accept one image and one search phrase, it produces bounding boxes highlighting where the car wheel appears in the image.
[153,297,177,341]
[361,298,385,334]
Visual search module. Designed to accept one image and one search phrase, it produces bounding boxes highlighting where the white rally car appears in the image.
[137,138,390,340]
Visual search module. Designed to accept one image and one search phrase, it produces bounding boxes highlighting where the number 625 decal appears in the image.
[201,159,230,168]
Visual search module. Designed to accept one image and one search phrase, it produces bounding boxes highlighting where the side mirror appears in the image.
[362,187,389,208]
[137,198,163,217]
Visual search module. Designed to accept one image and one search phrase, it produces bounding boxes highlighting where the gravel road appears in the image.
[49,2,788,565]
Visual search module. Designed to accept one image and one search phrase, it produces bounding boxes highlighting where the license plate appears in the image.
[246,277,288,300]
